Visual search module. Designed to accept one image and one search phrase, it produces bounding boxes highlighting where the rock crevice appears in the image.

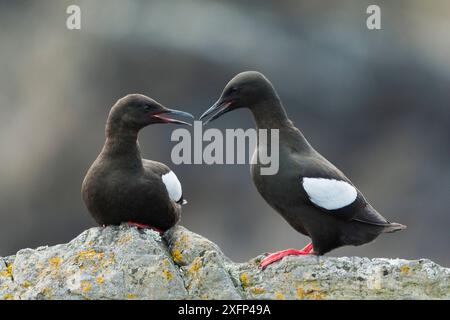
[1,225,448,300]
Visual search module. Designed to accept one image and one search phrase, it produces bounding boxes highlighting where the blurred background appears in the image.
[0,0,449,266]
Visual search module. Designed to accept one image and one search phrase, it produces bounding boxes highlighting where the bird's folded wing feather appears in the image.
[142,159,184,204]
[302,177,357,210]
[300,176,389,225]
[161,171,183,203]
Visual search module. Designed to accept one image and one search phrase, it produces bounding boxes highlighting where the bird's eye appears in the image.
[143,104,151,111]
[229,87,239,94]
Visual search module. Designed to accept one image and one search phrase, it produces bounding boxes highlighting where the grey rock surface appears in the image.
[1,225,449,300]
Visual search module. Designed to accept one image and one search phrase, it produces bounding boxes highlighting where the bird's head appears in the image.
[200,71,278,124]
[108,94,193,132]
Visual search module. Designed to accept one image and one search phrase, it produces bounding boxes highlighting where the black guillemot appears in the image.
[82,94,193,233]
[200,71,406,268]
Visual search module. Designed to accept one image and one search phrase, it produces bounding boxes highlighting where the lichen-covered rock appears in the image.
[1,225,449,300]
[165,226,242,299]
[229,255,450,299]
[1,226,186,299]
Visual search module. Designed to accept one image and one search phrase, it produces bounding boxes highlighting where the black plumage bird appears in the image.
[200,71,406,268]
[82,94,193,233]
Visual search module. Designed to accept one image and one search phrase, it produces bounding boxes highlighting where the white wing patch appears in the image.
[302,177,357,210]
[162,171,182,202]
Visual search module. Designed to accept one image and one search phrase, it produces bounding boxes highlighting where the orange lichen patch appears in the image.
[296,286,305,299]
[21,281,32,288]
[400,265,410,274]
[306,290,325,300]
[49,256,62,268]
[0,263,13,278]
[297,283,326,300]
[3,293,13,300]
[75,249,106,272]
[188,258,202,273]
[117,233,132,245]
[96,275,105,284]
[162,259,170,267]
[171,249,183,264]
[170,235,190,263]
[249,286,266,295]
[162,269,173,280]
[77,249,105,261]
[239,272,250,288]
[81,280,92,293]
[41,287,52,297]
[127,293,137,299]
[173,240,181,247]
[274,292,285,300]
[107,253,116,264]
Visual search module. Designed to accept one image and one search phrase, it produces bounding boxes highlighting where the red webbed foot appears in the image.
[127,221,164,235]
[260,243,313,269]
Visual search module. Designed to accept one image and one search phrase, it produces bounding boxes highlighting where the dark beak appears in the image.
[153,108,194,126]
[199,99,234,125]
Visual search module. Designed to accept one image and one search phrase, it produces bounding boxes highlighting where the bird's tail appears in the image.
[382,222,407,233]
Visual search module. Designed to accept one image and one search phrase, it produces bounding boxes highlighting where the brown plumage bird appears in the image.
[82,94,193,233]
[200,71,406,268]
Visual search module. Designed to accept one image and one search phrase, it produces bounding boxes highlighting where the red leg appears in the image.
[260,243,313,269]
[127,221,164,235]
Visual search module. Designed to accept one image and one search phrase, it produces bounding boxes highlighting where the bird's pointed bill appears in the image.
[153,108,194,126]
[199,100,233,125]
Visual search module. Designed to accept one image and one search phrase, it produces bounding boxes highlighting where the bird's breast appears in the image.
[252,162,300,207]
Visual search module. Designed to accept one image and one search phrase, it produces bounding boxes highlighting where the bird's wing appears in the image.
[300,176,390,225]
[302,177,357,210]
[142,159,186,205]
[296,154,389,224]
[161,171,184,204]
[300,176,359,219]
